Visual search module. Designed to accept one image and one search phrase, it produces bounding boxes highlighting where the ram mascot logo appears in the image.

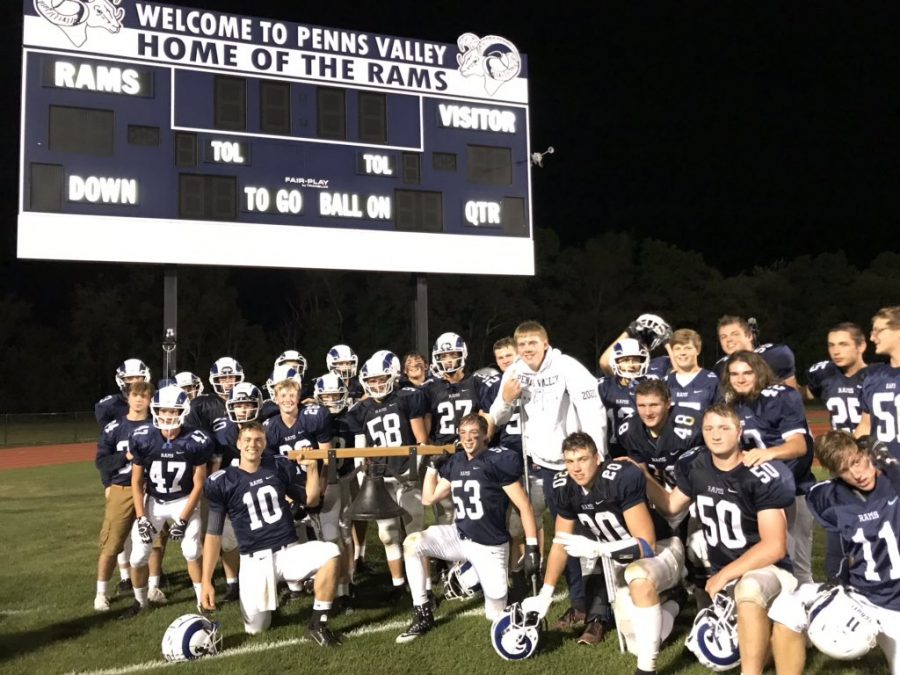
[456,33,521,96]
[34,0,125,48]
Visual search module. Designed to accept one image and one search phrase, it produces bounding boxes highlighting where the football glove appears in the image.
[290,500,307,522]
[429,449,452,473]
[626,313,672,351]
[868,440,900,495]
[168,518,187,541]
[137,516,157,544]
[523,543,541,581]
[553,532,654,563]
[521,585,555,621]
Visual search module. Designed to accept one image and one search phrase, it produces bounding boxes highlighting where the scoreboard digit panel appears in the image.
[18,1,534,275]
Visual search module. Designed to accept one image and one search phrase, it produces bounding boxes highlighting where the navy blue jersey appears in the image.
[807,473,900,610]
[185,393,228,436]
[213,420,241,468]
[422,372,494,444]
[95,417,152,487]
[264,404,333,456]
[130,426,214,502]
[438,447,523,545]
[329,410,357,476]
[259,399,280,422]
[618,410,702,488]
[665,369,720,415]
[806,361,867,433]
[675,447,795,573]
[485,374,522,453]
[547,460,669,542]
[346,387,425,475]
[648,356,672,379]
[205,455,306,555]
[733,385,815,494]
[597,376,639,454]
[860,363,900,459]
[95,393,128,428]
[715,342,796,383]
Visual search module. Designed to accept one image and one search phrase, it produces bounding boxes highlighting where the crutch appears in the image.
[517,396,541,598]
[601,554,627,653]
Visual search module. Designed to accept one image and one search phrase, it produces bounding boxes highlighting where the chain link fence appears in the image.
[0,412,98,447]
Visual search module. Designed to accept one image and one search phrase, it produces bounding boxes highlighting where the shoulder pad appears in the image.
[103,420,119,434]
[97,395,115,404]
[208,469,226,482]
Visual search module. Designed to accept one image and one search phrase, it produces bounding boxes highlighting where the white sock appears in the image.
[631,603,662,672]
[96,581,108,596]
[134,586,148,607]
[148,575,160,591]
[118,566,130,582]
[193,583,203,604]
[337,583,349,598]
[392,576,406,587]
[226,577,238,586]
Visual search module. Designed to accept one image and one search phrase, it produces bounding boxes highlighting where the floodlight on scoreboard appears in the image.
[18,1,534,276]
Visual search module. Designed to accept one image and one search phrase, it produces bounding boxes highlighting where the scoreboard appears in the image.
[18,1,534,275]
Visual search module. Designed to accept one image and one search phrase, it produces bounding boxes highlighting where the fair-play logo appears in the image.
[34,0,125,48]
[456,33,521,96]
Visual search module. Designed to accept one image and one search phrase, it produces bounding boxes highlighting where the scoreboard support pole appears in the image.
[415,274,429,358]
[162,266,178,380]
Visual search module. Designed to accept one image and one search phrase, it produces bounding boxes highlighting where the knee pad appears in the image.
[403,531,424,558]
[734,576,768,608]
[378,518,400,547]
[130,543,151,568]
[181,536,202,562]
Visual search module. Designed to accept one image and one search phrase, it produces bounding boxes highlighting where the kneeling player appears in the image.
[524,432,684,674]
[202,422,341,646]
[641,404,797,675]
[396,414,539,643]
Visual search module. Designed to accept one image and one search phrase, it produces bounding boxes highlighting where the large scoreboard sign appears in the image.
[19,1,534,275]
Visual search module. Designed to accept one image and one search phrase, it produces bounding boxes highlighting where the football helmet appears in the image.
[432,332,468,375]
[685,584,740,672]
[360,351,401,399]
[610,338,650,380]
[161,613,222,662]
[275,350,308,378]
[806,585,879,660]
[265,365,303,400]
[115,359,151,394]
[326,344,358,381]
[226,382,263,423]
[314,373,348,414]
[209,357,244,397]
[174,371,204,399]
[628,313,673,351]
[443,561,483,601]
[151,385,191,431]
[490,602,541,661]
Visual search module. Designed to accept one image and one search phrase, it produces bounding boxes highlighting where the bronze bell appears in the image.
[344,465,409,521]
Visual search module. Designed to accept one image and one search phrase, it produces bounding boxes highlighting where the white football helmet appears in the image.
[360,352,400,399]
[151,385,191,431]
[610,338,650,380]
[432,332,468,375]
[226,382,263,423]
[266,365,303,400]
[314,373,348,414]
[685,585,740,672]
[174,371,204,399]
[490,602,541,661]
[806,585,879,660]
[115,359,151,394]
[209,357,244,397]
[632,313,673,350]
[275,350,308,378]
[326,344,358,381]
[161,613,222,662]
[443,561,483,601]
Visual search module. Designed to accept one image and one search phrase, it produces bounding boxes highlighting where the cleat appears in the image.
[223,583,240,603]
[116,578,133,595]
[386,583,409,604]
[396,605,436,644]
[577,620,610,645]
[147,587,168,605]
[93,595,110,612]
[552,607,586,631]
[306,624,342,647]
[117,600,147,620]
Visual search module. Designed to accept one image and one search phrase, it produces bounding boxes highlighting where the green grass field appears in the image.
[0,462,889,674]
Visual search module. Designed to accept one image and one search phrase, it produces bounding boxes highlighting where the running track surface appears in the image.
[0,412,833,472]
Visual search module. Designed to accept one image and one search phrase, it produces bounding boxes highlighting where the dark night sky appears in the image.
[3,1,899,293]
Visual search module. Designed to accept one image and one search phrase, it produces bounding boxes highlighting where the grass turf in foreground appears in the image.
[0,462,888,674]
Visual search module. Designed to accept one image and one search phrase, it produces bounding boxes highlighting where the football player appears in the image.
[804,322,868,433]
[95,359,151,427]
[273,349,314,401]
[123,385,213,617]
[640,404,798,675]
[202,422,341,646]
[598,338,652,455]
[768,430,900,674]
[401,351,429,388]
[598,313,674,380]
[489,320,607,630]
[723,351,816,584]
[715,315,799,390]
[856,306,900,461]
[263,377,332,460]
[174,371,204,400]
[93,381,154,611]
[396,415,539,642]
[346,351,429,596]
[326,344,363,402]
[185,357,244,435]
[663,329,719,415]
[524,432,684,671]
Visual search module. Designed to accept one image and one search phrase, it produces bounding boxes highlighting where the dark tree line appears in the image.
[2,228,898,413]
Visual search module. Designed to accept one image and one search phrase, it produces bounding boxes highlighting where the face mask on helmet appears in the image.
[161,613,222,662]
[266,365,302,400]
[116,359,151,394]
[327,344,358,381]
[275,350,307,378]
[209,357,245,397]
[611,339,650,380]
[175,371,204,399]
[685,585,740,672]
[314,373,348,414]
[490,602,541,661]
[806,585,879,660]
[226,383,263,423]
[360,353,399,399]
[151,385,191,431]
[432,332,468,376]
[443,561,483,601]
